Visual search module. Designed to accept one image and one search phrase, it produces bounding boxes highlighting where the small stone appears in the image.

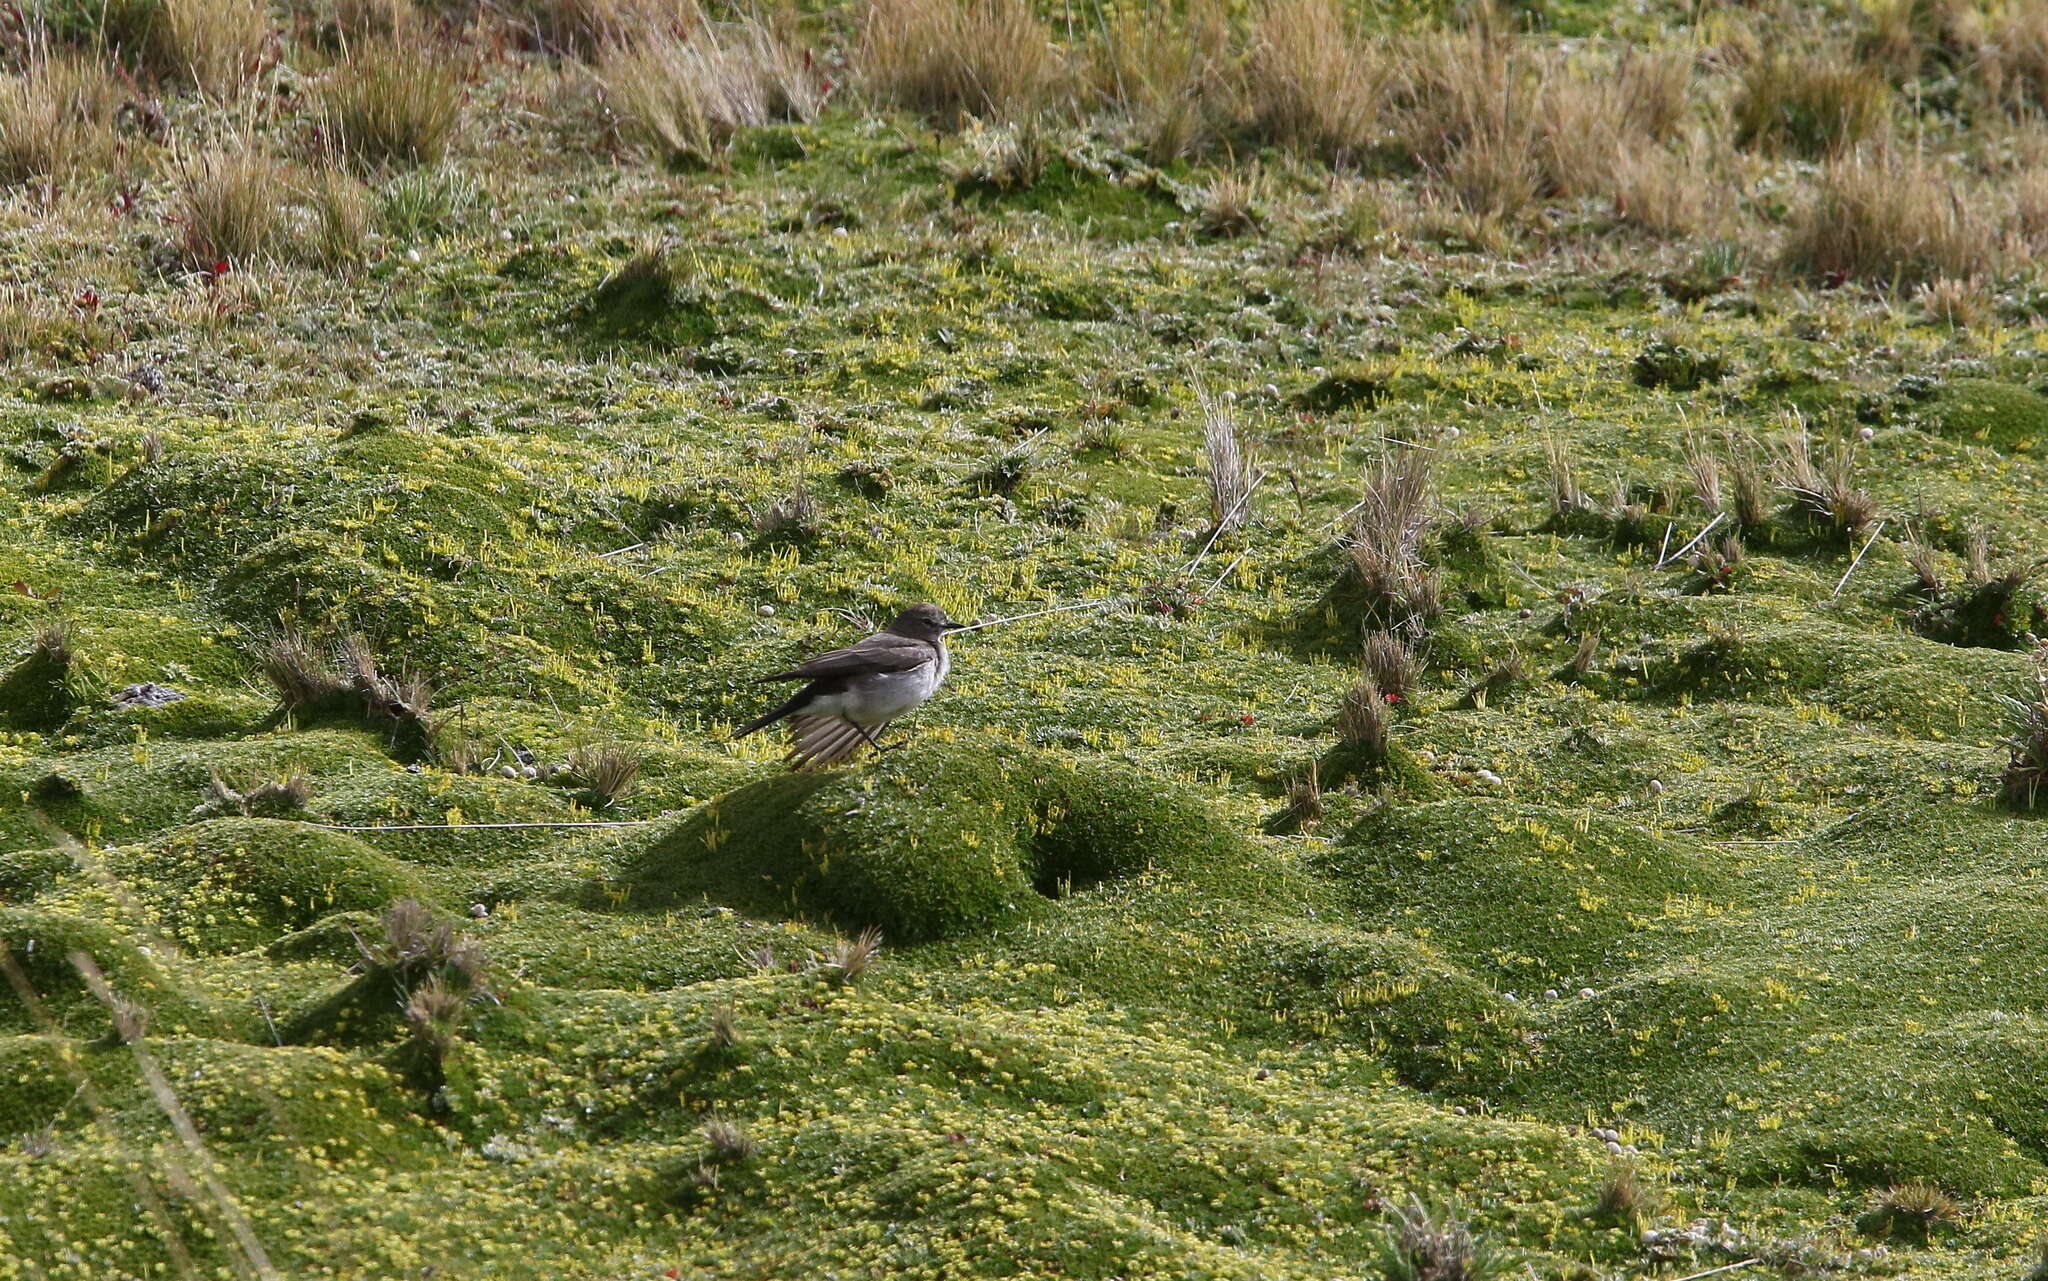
[406,248,421,263]
[758,604,776,616]
[1544,989,1560,1001]
[520,766,538,779]
[499,765,518,778]
[469,903,490,918]
[1452,1105,1468,1115]
[1579,987,1597,1000]
[1443,426,1461,440]
[1858,426,1876,442]
[1649,778,1665,795]
[1518,607,1533,619]
[1605,1140,1624,1155]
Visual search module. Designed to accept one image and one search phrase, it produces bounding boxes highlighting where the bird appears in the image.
[732,603,966,769]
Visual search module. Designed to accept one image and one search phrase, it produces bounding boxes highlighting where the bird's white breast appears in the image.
[810,639,947,728]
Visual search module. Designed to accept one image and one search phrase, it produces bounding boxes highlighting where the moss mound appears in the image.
[1929,378,2048,452]
[110,819,426,954]
[605,736,1245,940]
[0,637,78,733]
[0,907,218,1037]
[1319,799,1725,983]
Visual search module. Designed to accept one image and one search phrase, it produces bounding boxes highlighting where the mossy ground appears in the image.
[7,10,2048,1281]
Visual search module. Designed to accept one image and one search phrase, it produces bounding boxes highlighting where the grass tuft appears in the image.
[1781,150,1999,287]
[858,0,1064,125]
[317,45,463,169]
[1378,1197,1497,1281]
[1998,676,2048,808]
[1733,51,1889,156]
[564,744,642,808]
[1197,384,1253,532]
[1857,1179,1962,1242]
[174,144,294,267]
[1342,451,1439,640]
[821,927,883,986]
[602,12,821,169]
[1772,428,1877,538]
[1337,678,1390,761]
[1590,1165,1659,1227]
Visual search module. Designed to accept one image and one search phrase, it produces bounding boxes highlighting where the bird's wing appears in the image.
[786,715,871,769]
[756,633,934,682]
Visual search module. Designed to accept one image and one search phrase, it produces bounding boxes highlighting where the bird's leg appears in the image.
[862,722,908,754]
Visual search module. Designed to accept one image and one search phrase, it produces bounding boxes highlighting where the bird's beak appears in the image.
[941,621,968,632]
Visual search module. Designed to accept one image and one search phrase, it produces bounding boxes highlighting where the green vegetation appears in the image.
[6,0,2048,1277]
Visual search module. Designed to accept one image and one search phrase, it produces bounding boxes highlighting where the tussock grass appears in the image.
[858,0,1064,124]
[174,143,294,267]
[1362,629,1420,703]
[1781,150,1999,286]
[1086,0,1237,161]
[1999,678,2048,808]
[1734,51,1889,156]
[602,12,821,168]
[564,744,641,808]
[97,0,270,92]
[317,45,463,168]
[1378,1197,1497,1281]
[1337,678,1390,760]
[1197,385,1253,531]
[0,53,123,185]
[1859,1179,1962,1241]
[1342,451,1439,640]
[1772,428,1877,538]
[1241,0,1384,163]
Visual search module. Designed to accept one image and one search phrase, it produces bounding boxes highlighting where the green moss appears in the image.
[1929,379,2048,452]
[0,907,220,1037]
[109,818,427,954]
[1320,799,1726,983]
[602,735,1245,940]
[0,638,77,733]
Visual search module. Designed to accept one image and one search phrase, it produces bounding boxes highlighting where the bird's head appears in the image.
[886,602,966,640]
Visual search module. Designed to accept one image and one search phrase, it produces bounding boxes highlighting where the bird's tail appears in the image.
[731,690,807,740]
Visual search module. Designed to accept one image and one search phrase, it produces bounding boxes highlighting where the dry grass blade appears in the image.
[258,630,345,710]
[1782,151,2000,287]
[0,53,123,185]
[1243,0,1385,163]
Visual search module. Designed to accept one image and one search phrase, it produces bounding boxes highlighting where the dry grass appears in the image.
[1337,678,1390,760]
[1242,0,1384,163]
[1772,428,1878,538]
[1917,275,1993,328]
[101,0,271,93]
[1086,0,1237,161]
[303,167,371,267]
[317,45,464,168]
[1860,1179,1963,1242]
[859,0,1064,125]
[1343,450,1439,640]
[1378,1197,1494,1281]
[1733,51,1889,156]
[0,53,123,185]
[2012,168,2048,254]
[1362,629,1420,703]
[1591,1165,1659,1227]
[821,927,883,985]
[1191,166,1265,236]
[1781,150,2000,286]
[258,629,346,709]
[174,143,294,267]
[564,744,642,807]
[1999,675,2048,809]
[1197,385,1252,532]
[602,13,821,168]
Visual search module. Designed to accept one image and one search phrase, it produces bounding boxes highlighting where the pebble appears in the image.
[758,604,776,616]
[469,903,490,918]
[1605,1140,1624,1155]
[520,766,538,780]
[1544,989,1560,1000]
[406,248,421,263]
[1263,383,1280,399]
[1517,607,1533,619]
[499,765,518,778]
[1648,779,1665,796]
[1858,426,1876,442]
[1579,987,1597,1000]
[1443,426,1461,440]
[1452,1106,1468,1115]
[1475,769,1502,786]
